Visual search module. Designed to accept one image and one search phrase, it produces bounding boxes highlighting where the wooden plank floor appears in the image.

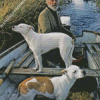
[0,67,100,77]
[15,50,32,67]
[0,49,35,100]
[0,43,100,100]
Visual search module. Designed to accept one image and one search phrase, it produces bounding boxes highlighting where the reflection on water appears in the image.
[74,0,84,7]
[60,0,100,36]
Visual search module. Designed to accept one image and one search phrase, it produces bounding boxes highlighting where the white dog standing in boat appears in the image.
[18,65,86,100]
[12,23,74,73]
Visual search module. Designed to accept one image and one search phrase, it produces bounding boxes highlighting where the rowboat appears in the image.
[0,16,100,100]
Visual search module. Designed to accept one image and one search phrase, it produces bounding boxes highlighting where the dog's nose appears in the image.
[82,70,86,76]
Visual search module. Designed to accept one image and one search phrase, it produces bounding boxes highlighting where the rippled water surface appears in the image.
[60,0,100,36]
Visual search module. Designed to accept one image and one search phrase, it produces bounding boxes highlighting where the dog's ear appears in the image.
[28,25,34,30]
[61,70,67,75]
[28,26,32,30]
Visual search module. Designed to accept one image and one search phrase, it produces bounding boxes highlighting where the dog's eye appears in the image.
[73,71,76,73]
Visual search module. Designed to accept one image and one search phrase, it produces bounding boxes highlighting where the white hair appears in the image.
[46,0,58,11]
[46,0,59,4]
[46,0,49,4]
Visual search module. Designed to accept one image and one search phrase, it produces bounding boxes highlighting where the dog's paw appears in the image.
[33,67,37,70]
[37,70,42,73]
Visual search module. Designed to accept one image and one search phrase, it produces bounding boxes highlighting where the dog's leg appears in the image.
[60,40,74,68]
[35,55,43,73]
[33,56,38,70]
[23,93,36,100]
[60,47,70,68]
[68,45,74,66]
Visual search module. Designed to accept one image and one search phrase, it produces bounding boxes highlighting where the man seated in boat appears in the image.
[38,0,76,67]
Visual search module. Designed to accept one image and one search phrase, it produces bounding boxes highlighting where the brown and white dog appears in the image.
[18,65,86,100]
[12,23,75,73]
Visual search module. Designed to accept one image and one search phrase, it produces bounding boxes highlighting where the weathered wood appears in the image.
[85,69,100,77]
[22,54,34,68]
[16,50,32,67]
[0,79,11,95]
[93,44,100,56]
[86,51,98,69]
[86,44,100,68]
[75,43,85,48]
[0,60,15,86]
[92,53,100,67]
[0,83,16,100]
[0,68,100,77]
[0,40,27,69]
[17,95,24,100]
[0,40,25,59]
[0,68,63,76]
[9,89,19,100]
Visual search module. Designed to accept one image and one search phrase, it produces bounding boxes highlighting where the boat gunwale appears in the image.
[0,40,26,59]
[76,30,100,38]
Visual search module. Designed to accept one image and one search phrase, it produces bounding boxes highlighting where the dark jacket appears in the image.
[38,7,76,40]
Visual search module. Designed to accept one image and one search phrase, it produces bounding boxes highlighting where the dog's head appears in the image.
[12,23,34,34]
[61,65,86,79]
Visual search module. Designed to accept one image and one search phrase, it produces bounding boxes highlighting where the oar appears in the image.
[0,60,15,86]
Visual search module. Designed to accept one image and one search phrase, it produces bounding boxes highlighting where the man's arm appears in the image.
[38,13,51,33]
[57,13,76,41]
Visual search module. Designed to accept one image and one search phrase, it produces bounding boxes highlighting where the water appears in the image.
[60,0,100,36]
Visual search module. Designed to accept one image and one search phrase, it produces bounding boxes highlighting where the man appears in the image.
[38,0,76,67]
[38,0,76,39]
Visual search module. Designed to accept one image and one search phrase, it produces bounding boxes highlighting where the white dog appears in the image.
[12,23,74,72]
[18,65,86,100]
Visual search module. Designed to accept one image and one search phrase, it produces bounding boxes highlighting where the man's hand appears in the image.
[72,35,76,41]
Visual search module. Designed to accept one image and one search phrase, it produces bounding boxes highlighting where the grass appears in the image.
[67,91,93,100]
[0,0,46,28]
[0,0,66,52]
[96,0,100,9]
[0,0,46,52]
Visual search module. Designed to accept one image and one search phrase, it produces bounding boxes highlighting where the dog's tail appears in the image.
[71,39,74,45]
[71,40,77,60]
[18,83,22,93]
[72,57,77,60]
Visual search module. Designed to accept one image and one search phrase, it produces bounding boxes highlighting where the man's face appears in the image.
[47,0,58,11]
